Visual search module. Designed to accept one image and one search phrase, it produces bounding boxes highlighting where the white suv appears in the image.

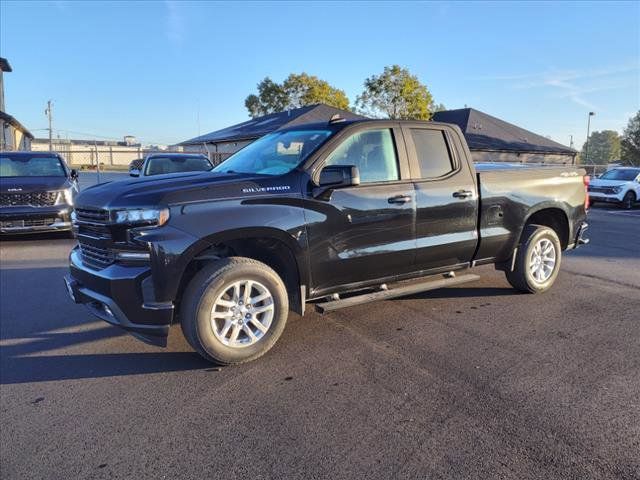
[588,167,640,209]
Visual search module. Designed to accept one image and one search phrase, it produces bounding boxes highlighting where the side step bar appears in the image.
[314,273,481,314]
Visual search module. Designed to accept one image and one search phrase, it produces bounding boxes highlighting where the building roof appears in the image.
[33,137,140,147]
[432,108,576,155]
[0,111,34,139]
[0,57,12,72]
[180,104,367,145]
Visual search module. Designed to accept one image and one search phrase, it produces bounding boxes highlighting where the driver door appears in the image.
[304,125,417,294]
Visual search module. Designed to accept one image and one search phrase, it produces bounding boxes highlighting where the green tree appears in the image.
[244,77,289,118]
[282,73,350,111]
[581,130,621,165]
[433,103,447,113]
[355,65,434,120]
[621,111,640,166]
[244,74,349,118]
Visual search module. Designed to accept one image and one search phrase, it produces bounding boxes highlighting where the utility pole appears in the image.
[45,100,53,151]
[584,111,595,166]
[570,135,575,164]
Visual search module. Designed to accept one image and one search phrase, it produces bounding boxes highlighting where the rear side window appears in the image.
[410,129,454,178]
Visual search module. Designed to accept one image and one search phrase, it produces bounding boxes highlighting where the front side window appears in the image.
[0,154,66,177]
[410,129,454,178]
[145,156,213,176]
[213,129,332,176]
[324,129,399,183]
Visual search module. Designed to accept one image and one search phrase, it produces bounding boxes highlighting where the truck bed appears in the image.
[473,163,587,263]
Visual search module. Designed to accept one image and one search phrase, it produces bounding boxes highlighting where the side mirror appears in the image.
[70,169,78,180]
[129,168,140,178]
[318,165,360,188]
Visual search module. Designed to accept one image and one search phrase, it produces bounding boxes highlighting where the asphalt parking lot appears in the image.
[1,196,639,479]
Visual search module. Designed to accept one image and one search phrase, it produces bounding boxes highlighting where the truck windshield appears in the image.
[599,169,640,181]
[0,154,66,177]
[213,129,333,176]
[145,156,213,176]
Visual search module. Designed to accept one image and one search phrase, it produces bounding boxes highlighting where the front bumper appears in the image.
[0,205,73,233]
[65,247,173,346]
[588,192,625,204]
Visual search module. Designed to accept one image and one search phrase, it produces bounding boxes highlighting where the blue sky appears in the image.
[1,0,638,148]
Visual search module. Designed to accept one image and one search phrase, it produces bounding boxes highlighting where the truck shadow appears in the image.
[403,286,518,300]
[0,264,210,384]
[0,321,211,385]
[1,351,209,385]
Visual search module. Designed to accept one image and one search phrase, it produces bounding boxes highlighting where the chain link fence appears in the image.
[34,146,232,171]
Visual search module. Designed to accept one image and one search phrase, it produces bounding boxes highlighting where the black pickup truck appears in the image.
[65,119,589,364]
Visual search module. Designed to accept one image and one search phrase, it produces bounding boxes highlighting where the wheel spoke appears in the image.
[229,324,241,342]
[242,281,252,304]
[212,310,233,319]
[243,325,258,342]
[232,283,241,303]
[250,317,268,333]
[252,303,274,315]
[250,291,271,304]
[219,319,233,338]
[216,299,236,308]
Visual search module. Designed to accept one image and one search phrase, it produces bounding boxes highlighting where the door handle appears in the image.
[453,190,473,199]
[388,194,412,204]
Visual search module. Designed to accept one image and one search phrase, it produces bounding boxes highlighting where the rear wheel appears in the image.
[505,225,562,294]
[621,191,636,210]
[180,257,289,365]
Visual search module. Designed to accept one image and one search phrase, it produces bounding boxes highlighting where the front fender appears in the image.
[140,196,309,302]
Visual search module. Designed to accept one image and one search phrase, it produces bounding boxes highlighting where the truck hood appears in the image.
[0,176,71,194]
[589,178,629,188]
[75,170,291,209]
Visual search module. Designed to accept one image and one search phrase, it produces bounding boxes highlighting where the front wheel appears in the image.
[621,191,636,210]
[180,257,289,365]
[505,225,562,294]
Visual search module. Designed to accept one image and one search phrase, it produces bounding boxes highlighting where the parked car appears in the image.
[0,151,78,234]
[129,153,213,177]
[128,158,144,175]
[588,167,640,209]
[65,119,589,364]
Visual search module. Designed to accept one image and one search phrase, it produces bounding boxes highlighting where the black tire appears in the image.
[180,257,289,365]
[621,191,636,210]
[505,225,562,294]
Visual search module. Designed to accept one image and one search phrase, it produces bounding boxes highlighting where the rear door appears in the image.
[304,124,417,293]
[402,124,479,271]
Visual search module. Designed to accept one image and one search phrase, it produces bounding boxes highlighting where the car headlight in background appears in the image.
[113,208,170,226]
[54,188,75,206]
[611,186,623,194]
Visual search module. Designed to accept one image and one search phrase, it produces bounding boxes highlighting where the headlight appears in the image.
[54,188,74,206]
[113,208,170,226]
[612,186,623,194]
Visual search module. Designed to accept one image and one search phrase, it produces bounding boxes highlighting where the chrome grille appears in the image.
[75,207,110,223]
[588,186,620,194]
[75,207,114,269]
[0,192,58,207]
[79,243,114,270]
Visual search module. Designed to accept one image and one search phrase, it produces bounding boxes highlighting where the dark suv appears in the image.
[0,151,78,234]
